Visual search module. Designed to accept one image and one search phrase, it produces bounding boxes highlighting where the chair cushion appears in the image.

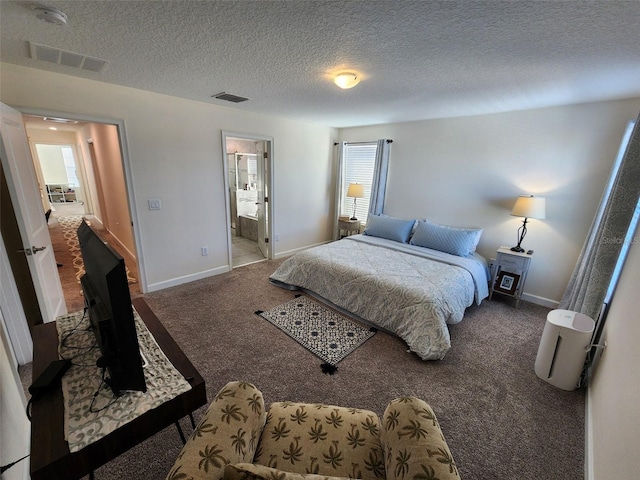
[380,397,460,480]
[224,462,357,480]
[165,381,267,480]
[253,402,385,480]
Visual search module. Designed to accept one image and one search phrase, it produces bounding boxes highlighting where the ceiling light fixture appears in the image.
[33,6,68,26]
[333,72,360,89]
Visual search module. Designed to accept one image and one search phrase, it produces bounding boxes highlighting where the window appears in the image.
[340,142,377,222]
[61,146,80,187]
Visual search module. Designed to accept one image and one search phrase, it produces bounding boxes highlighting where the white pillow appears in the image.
[410,219,482,256]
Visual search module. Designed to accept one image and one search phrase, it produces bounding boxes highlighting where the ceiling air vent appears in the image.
[211,92,249,103]
[29,42,108,73]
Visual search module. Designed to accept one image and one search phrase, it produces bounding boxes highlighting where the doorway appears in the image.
[22,114,141,312]
[222,133,273,268]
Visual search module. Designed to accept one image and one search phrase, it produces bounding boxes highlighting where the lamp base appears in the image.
[350,216,358,221]
[510,246,525,252]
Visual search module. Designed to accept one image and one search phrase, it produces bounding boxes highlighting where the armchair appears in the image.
[166,381,460,480]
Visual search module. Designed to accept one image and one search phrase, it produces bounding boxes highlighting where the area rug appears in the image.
[256,295,376,374]
[57,215,137,284]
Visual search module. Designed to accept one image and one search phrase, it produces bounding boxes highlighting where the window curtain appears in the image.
[333,141,346,240]
[559,115,640,324]
[368,139,391,215]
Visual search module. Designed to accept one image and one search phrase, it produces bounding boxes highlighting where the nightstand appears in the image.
[489,246,533,308]
[338,218,360,238]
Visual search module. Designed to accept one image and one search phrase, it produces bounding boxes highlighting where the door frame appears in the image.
[16,107,148,292]
[221,131,274,267]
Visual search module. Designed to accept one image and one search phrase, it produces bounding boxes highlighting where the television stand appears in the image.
[29,298,206,480]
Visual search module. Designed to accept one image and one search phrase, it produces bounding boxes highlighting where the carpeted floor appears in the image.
[19,259,585,480]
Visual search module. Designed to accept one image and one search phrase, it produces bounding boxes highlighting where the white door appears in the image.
[0,102,66,322]
[255,141,268,258]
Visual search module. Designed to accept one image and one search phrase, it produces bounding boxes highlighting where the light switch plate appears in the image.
[148,198,161,210]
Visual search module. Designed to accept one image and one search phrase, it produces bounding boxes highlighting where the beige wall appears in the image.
[0,63,337,292]
[82,122,136,258]
[587,225,640,478]
[339,100,640,305]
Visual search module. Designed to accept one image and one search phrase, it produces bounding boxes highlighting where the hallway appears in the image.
[48,203,140,313]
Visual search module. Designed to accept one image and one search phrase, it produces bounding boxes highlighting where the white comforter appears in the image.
[270,235,489,360]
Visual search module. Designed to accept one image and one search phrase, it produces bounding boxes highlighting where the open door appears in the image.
[255,140,268,258]
[0,102,66,323]
[222,132,273,268]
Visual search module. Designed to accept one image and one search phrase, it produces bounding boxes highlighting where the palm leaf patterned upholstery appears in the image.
[166,382,460,480]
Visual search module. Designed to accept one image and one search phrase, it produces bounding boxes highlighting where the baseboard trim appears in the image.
[146,265,230,292]
[273,241,330,259]
[585,368,594,480]
[521,292,559,309]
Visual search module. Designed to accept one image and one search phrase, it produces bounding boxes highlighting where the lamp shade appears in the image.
[511,195,546,219]
[347,183,364,198]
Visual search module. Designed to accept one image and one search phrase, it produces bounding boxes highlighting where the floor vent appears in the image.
[211,92,250,103]
[29,42,108,73]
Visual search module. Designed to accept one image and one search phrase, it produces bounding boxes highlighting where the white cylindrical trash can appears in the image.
[534,309,595,391]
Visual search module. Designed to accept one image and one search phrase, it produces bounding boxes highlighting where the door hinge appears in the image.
[264,196,268,203]
[263,152,268,158]
[265,238,269,243]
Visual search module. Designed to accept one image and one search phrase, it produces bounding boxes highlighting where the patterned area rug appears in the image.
[256,295,376,374]
[57,215,137,284]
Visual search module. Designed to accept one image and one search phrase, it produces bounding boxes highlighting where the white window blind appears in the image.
[341,142,377,222]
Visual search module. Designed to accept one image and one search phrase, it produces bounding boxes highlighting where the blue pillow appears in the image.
[410,220,482,257]
[363,214,415,243]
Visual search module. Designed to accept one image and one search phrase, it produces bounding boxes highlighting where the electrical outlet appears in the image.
[201,246,208,256]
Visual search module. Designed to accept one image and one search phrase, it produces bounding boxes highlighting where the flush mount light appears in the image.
[333,72,360,89]
[33,6,68,25]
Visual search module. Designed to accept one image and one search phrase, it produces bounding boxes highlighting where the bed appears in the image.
[269,217,490,360]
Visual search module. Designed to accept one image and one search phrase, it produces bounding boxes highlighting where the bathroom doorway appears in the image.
[222,133,273,268]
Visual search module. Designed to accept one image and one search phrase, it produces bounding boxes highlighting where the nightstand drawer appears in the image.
[498,255,527,272]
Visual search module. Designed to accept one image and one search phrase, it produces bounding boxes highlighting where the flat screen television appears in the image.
[77,219,146,395]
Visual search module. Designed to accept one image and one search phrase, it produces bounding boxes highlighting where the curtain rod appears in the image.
[333,139,393,146]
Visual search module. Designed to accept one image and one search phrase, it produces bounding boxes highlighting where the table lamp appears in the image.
[510,195,546,252]
[347,183,364,220]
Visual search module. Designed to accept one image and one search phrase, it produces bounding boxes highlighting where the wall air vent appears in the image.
[211,92,250,103]
[29,42,108,73]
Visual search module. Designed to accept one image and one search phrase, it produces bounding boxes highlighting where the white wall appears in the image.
[587,224,640,478]
[339,99,640,304]
[34,144,68,184]
[0,63,337,292]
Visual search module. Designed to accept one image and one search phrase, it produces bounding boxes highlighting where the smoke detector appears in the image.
[33,6,68,25]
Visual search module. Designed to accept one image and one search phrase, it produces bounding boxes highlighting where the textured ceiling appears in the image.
[1,1,640,128]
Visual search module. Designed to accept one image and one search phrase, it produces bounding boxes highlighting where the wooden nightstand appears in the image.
[489,246,533,308]
[338,218,361,238]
